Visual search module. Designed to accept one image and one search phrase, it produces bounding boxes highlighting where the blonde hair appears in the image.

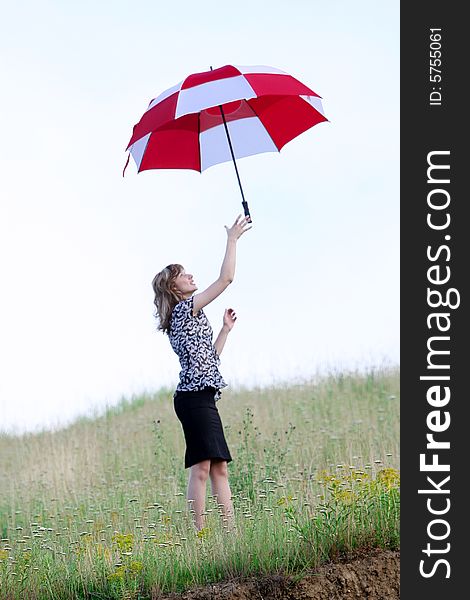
[152,263,185,334]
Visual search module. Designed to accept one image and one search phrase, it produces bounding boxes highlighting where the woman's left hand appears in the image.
[223,308,237,331]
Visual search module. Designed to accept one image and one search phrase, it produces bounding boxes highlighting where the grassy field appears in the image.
[0,367,399,599]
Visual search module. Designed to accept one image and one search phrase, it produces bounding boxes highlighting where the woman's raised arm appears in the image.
[192,214,252,315]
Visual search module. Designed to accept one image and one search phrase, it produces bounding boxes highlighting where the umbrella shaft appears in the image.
[218,106,244,198]
[218,104,251,221]
[211,66,251,221]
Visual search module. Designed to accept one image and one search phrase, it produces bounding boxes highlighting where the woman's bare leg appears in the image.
[209,460,236,532]
[187,460,211,531]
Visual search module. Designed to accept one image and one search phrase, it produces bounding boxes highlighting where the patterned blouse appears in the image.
[168,295,227,401]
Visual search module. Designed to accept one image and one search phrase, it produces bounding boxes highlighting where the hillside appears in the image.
[0,368,400,599]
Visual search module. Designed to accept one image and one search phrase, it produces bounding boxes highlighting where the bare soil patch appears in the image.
[156,547,399,599]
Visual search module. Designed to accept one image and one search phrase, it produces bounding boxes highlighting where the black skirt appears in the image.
[173,386,233,469]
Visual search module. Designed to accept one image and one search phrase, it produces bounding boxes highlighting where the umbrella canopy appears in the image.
[125,64,327,173]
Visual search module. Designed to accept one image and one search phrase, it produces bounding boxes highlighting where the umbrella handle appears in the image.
[242,200,252,223]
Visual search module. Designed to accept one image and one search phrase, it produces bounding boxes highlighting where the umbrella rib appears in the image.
[198,111,201,172]
[137,134,152,173]
[247,101,280,153]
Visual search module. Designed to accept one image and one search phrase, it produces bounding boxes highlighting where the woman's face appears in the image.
[173,268,197,298]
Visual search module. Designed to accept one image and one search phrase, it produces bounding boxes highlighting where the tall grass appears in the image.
[0,367,399,599]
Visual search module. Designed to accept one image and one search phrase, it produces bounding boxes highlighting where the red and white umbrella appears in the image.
[124,64,328,221]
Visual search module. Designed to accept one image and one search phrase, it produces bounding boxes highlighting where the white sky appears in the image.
[0,0,399,434]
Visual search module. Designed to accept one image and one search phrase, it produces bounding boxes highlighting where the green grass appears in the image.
[0,367,399,599]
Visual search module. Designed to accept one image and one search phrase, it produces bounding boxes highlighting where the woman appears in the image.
[152,214,252,533]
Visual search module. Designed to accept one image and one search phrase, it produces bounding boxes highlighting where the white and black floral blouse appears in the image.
[168,295,227,401]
